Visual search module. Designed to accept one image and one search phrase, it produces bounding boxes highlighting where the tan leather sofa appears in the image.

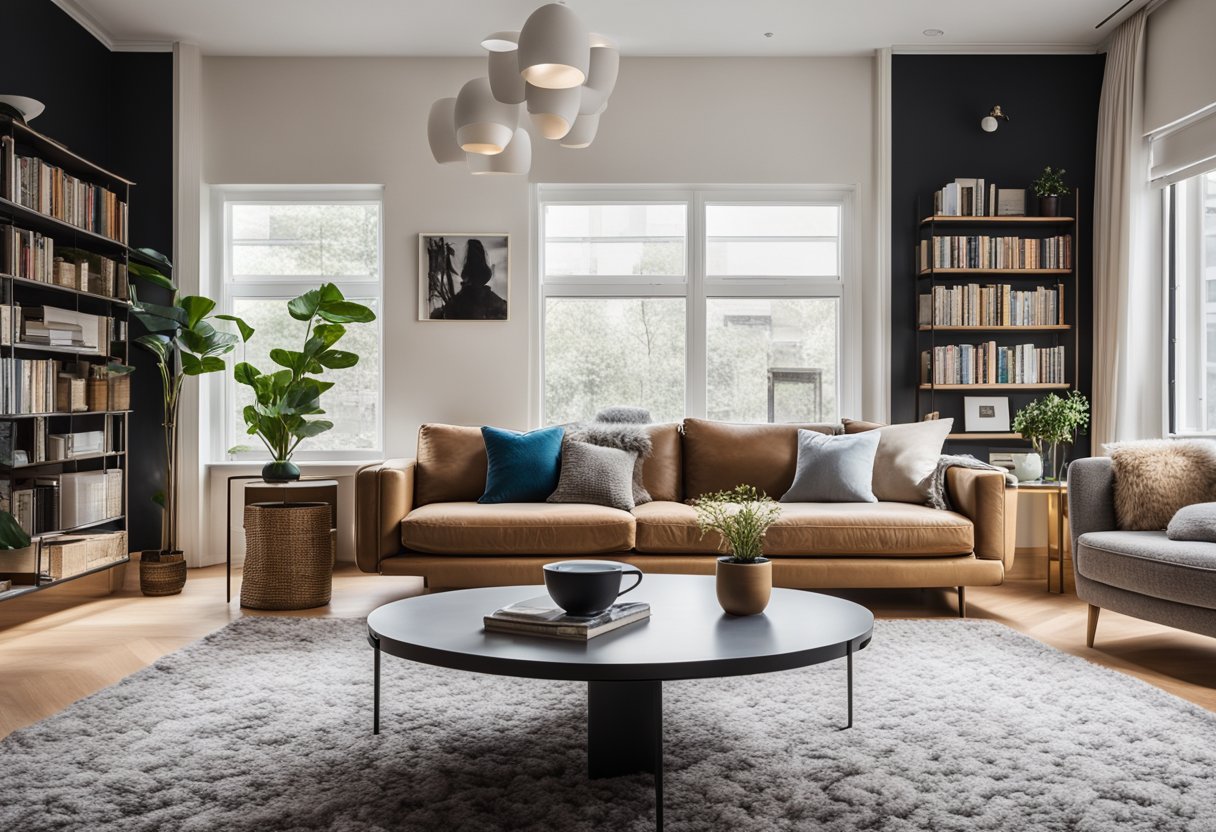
[356,419,1017,595]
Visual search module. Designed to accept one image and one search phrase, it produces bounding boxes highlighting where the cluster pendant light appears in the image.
[427,3,619,176]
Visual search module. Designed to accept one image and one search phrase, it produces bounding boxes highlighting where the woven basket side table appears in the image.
[241,501,334,610]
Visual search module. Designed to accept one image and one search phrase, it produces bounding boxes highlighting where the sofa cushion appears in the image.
[414,424,487,506]
[1110,440,1216,530]
[681,418,837,500]
[632,501,973,556]
[855,419,954,504]
[1076,530,1216,611]
[642,423,682,503]
[781,430,879,503]
[479,425,564,503]
[402,502,635,555]
[548,438,638,511]
[1168,502,1216,543]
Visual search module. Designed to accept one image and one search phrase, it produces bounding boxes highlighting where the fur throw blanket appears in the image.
[564,422,654,505]
[927,454,1018,511]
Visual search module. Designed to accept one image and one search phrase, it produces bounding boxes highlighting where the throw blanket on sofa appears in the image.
[927,454,1018,511]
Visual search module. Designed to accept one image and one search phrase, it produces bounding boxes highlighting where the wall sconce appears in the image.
[981,105,1009,133]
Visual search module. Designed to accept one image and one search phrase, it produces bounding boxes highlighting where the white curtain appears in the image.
[1092,9,1158,448]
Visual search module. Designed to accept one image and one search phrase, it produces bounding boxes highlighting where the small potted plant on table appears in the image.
[1032,166,1068,217]
[693,485,782,616]
[1012,391,1091,482]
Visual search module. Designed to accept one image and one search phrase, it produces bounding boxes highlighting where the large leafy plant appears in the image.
[691,485,781,563]
[130,250,252,557]
[234,283,375,462]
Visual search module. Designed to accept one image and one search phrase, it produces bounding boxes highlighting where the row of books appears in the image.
[0,417,123,467]
[919,235,1072,271]
[0,358,129,415]
[3,469,124,535]
[1,138,128,243]
[1,225,129,298]
[917,284,1063,328]
[921,343,1068,385]
[931,179,1029,217]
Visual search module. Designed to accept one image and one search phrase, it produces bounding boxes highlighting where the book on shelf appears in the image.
[0,228,128,299]
[931,178,989,217]
[484,595,651,641]
[918,284,1062,327]
[921,343,1067,385]
[918,235,1072,271]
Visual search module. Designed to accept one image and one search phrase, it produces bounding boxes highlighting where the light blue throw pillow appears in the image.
[479,425,565,503]
[780,429,880,503]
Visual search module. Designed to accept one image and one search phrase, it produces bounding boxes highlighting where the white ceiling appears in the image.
[60,0,1148,56]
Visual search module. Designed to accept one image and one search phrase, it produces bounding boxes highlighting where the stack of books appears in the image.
[484,595,651,641]
[922,343,1067,385]
[931,179,1028,217]
[918,284,1062,327]
[919,235,1072,271]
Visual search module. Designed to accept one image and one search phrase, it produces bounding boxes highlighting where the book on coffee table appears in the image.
[484,596,650,641]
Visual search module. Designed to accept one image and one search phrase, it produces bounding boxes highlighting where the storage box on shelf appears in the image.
[0,113,133,602]
[914,187,1081,443]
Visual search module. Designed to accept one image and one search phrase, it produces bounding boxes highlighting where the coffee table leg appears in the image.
[373,637,381,735]
[846,642,854,730]
[587,680,661,777]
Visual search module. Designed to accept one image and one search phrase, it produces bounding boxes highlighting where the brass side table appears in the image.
[1017,481,1069,593]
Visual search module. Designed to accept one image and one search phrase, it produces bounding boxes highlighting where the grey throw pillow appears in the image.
[1167,502,1216,542]
[780,429,880,503]
[547,439,638,511]
[565,424,653,505]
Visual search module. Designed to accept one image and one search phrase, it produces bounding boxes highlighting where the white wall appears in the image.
[199,55,876,563]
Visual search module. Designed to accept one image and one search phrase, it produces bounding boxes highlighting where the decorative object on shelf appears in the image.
[0,95,45,124]
[1012,390,1090,482]
[980,104,1009,133]
[233,284,376,483]
[1031,166,1068,217]
[996,188,1027,216]
[542,560,643,617]
[1009,452,1044,483]
[964,396,1011,432]
[129,250,251,592]
[419,234,509,320]
[427,3,619,175]
[693,484,780,615]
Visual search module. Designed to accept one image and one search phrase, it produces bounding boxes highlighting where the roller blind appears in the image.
[1150,108,1216,187]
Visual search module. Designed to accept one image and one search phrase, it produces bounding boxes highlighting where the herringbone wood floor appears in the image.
[2,556,1214,739]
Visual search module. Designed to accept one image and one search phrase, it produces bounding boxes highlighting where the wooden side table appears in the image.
[1017,481,1069,594]
[226,477,339,603]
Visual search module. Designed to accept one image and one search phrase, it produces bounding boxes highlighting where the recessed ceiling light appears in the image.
[763,32,774,38]
[922,28,945,37]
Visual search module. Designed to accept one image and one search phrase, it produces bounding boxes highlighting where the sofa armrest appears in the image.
[1066,457,1117,551]
[946,467,1018,570]
[355,458,415,573]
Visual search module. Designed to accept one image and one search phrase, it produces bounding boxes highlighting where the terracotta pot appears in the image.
[715,556,772,616]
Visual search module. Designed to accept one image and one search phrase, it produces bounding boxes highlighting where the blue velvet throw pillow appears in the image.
[479,425,565,503]
[780,429,880,503]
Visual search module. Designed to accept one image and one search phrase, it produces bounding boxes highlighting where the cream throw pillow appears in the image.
[869,419,954,504]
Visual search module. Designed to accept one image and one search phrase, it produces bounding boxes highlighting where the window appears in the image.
[1168,170,1216,434]
[218,189,383,459]
[539,187,852,425]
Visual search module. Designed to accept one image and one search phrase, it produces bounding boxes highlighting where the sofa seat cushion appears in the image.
[402,502,635,556]
[1076,530,1216,610]
[632,501,974,556]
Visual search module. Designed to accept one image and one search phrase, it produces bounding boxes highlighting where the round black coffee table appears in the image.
[367,574,873,830]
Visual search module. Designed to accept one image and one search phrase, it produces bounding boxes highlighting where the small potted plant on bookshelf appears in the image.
[1031,166,1068,217]
[129,249,252,595]
[233,283,376,482]
[1012,391,1091,482]
[693,485,781,616]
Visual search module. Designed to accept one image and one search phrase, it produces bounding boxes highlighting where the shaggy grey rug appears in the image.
[2,618,1215,832]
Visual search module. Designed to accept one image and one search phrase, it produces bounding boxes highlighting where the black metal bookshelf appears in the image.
[0,113,135,601]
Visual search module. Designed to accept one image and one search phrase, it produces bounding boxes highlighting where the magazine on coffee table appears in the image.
[484,596,650,641]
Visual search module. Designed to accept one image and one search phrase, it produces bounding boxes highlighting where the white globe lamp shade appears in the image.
[427,97,464,164]
[980,115,999,132]
[455,77,519,155]
[526,83,581,140]
[488,49,526,105]
[517,3,590,90]
[481,30,519,52]
[559,113,600,149]
[468,127,532,175]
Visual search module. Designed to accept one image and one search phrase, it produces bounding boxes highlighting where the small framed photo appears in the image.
[964,396,1011,432]
[419,233,509,321]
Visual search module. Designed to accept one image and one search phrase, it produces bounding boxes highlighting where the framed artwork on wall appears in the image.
[419,233,510,321]
[964,396,1011,432]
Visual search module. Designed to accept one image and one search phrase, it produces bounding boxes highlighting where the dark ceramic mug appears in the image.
[542,560,644,617]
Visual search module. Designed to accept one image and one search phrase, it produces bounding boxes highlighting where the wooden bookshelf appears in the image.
[920,215,1074,225]
[919,383,1070,391]
[918,325,1070,332]
[918,268,1071,277]
[947,433,1023,441]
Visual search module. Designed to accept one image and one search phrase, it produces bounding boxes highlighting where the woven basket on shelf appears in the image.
[241,502,334,611]
[140,553,186,596]
[108,375,131,411]
[86,378,108,412]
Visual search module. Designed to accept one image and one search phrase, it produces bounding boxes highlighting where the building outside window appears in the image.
[539,186,853,426]
[216,188,384,459]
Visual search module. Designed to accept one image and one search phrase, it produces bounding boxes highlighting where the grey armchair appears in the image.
[1068,457,1216,646]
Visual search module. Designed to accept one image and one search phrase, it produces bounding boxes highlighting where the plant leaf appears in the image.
[317,300,376,324]
[287,288,323,321]
[292,419,334,439]
[214,314,254,342]
[316,350,358,369]
[127,261,176,291]
[134,333,171,361]
[179,296,217,329]
[0,510,31,550]
[234,362,260,386]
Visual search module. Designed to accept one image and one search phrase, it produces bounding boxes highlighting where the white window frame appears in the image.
[211,185,385,462]
[535,184,860,424]
[1167,171,1216,437]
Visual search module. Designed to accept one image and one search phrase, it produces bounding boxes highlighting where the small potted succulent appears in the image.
[1031,166,1068,217]
[1013,391,1091,482]
[693,484,781,615]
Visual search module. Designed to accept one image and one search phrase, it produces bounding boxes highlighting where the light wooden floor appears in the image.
[2,557,1215,739]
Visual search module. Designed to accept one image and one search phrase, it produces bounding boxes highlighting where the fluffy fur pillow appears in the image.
[1108,440,1216,531]
[564,423,653,505]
